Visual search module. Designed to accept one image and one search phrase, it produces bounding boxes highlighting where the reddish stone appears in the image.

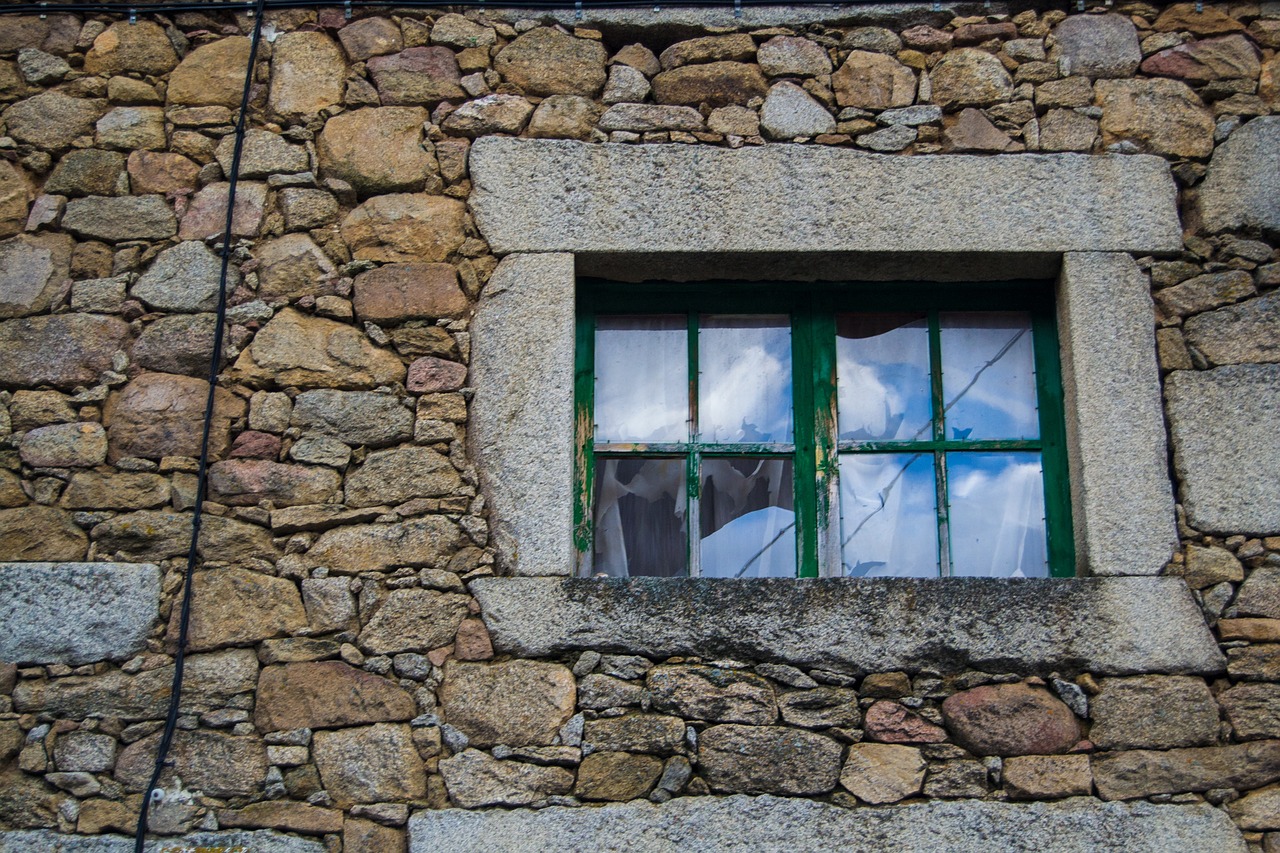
[104,373,246,462]
[207,459,341,508]
[317,7,350,29]
[178,182,267,240]
[1140,35,1260,83]
[407,357,467,394]
[229,431,282,460]
[353,263,467,322]
[941,682,1081,757]
[368,47,465,105]
[944,108,1013,152]
[901,25,953,52]
[454,618,494,661]
[953,22,1018,46]
[863,701,947,744]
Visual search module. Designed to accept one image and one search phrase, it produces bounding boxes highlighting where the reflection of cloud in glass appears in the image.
[701,506,796,578]
[839,453,938,577]
[838,361,933,441]
[699,317,793,443]
[595,316,688,443]
[949,452,1047,578]
[940,313,1038,440]
[837,314,931,441]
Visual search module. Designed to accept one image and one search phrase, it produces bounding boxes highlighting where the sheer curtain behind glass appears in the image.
[592,316,689,577]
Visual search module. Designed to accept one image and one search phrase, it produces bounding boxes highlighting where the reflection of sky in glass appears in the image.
[699,316,793,444]
[940,312,1038,440]
[948,452,1047,578]
[593,457,687,578]
[836,314,931,441]
[839,453,938,577]
[700,458,795,578]
[595,316,688,443]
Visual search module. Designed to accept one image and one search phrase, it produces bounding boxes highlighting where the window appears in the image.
[574,281,1074,579]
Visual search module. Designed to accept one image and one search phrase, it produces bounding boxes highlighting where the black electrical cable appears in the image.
[131,0,265,849]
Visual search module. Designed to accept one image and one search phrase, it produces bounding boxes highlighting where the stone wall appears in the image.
[0,3,1277,852]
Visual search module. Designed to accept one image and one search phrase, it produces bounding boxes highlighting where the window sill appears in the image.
[470,576,1224,677]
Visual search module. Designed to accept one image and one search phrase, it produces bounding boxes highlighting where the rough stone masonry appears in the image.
[0,3,1278,852]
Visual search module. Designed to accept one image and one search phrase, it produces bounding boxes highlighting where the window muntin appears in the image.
[575,282,1074,580]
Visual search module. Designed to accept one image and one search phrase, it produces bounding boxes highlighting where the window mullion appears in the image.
[927,311,952,577]
[687,311,701,579]
[573,304,595,572]
[1032,308,1076,577]
[791,305,820,577]
[810,303,839,578]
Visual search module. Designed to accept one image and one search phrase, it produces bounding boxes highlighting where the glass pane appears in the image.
[948,452,1048,578]
[592,458,688,578]
[836,313,931,442]
[698,315,793,444]
[595,315,688,443]
[940,312,1038,440]
[699,458,795,578]
[839,453,939,577]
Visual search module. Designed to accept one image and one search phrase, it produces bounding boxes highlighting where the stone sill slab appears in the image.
[471,577,1225,676]
[408,795,1245,852]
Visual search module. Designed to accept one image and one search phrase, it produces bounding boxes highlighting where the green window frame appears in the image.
[574,280,1075,579]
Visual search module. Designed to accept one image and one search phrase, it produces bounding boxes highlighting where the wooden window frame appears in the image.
[574,279,1075,579]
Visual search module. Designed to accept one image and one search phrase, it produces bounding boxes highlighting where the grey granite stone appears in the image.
[1185,293,1280,367]
[469,254,576,577]
[1166,365,1280,535]
[407,795,1244,852]
[469,139,1181,255]
[759,82,836,140]
[1199,116,1280,238]
[1052,13,1141,79]
[61,195,176,242]
[0,562,159,665]
[132,240,233,313]
[471,577,1225,676]
[1058,253,1177,575]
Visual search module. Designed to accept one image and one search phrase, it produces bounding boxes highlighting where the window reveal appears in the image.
[574,282,1074,580]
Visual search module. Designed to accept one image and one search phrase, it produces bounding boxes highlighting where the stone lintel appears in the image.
[470,139,1182,256]
[470,577,1226,676]
[408,795,1245,853]
[0,562,160,666]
